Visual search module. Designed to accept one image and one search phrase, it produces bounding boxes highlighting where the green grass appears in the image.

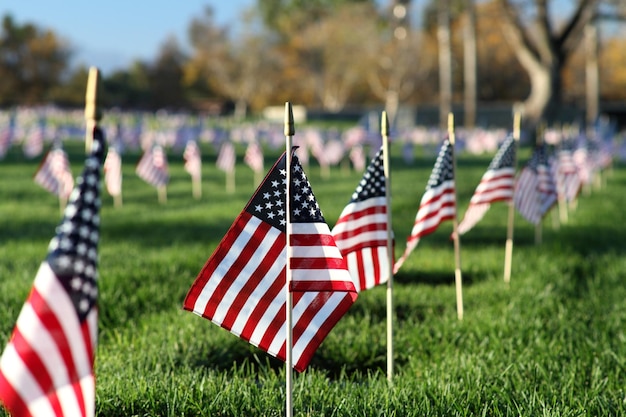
[1,140,625,416]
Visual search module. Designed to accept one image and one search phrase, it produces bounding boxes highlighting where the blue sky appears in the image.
[1,1,254,73]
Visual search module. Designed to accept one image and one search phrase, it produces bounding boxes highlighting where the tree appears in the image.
[0,14,71,106]
[149,36,188,110]
[494,0,622,129]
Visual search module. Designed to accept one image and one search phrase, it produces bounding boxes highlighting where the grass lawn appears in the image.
[0,138,624,416]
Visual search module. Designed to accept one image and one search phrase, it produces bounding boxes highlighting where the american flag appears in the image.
[183,140,202,180]
[103,146,122,197]
[457,135,516,235]
[0,126,12,159]
[136,145,169,188]
[216,142,235,173]
[394,139,455,273]
[332,147,392,291]
[244,141,264,173]
[514,144,558,225]
[23,125,45,159]
[34,148,74,199]
[553,148,581,203]
[0,126,104,417]
[184,149,357,372]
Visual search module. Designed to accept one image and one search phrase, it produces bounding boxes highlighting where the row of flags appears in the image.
[1,108,615,416]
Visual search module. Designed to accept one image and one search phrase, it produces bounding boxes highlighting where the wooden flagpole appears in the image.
[448,113,464,321]
[81,67,101,213]
[504,111,521,284]
[192,175,202,200]
[535,125,544,245]
[381,111,394,384]
[284,102,295,417]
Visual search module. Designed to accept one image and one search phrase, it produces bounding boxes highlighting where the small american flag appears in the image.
[103,147,122,197]
[184,149,357,372]
[0,126,104,417]
[136,145,169,188]
[457,135,516,235]
[553,149,581,203]
[514,144,557,225]
[216,142,235,173]
[244,141,264,173]
[183,140,202,180]
[332,147,392,291]
[23,125,45,159]
[394,139,456,273]
[34,148,74,199]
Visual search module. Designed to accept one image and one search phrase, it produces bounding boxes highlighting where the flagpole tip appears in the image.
[85,67,102,122]
[381,111,389,137]
[284,102,295,136]
[447,113,455,145]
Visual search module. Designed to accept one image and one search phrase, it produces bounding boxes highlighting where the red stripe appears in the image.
[333,222,387,243]
[290,233,336,247]
[335,204,386,226]
[0,371,34,417]
[198,218,272,320]
[370,247,382,286]
[30,289,86,415]
[337,238,388,256]
[290,280,355,292]
[290,257,346,270]
[355,250,366,290]
[239,269,285,344]
[220,233,284,331]
[184,212,253,310]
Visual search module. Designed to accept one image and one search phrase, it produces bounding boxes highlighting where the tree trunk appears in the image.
[438,0,453,129]
[463,0,477,129]
[585,23,599,130]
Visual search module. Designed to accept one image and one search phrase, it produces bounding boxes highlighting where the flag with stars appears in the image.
[184,148,357,372]
[0,126,104,417]
[34,147,74,200]
[514,143,557,225]
[457,135,517,235]
[136,145,169,188]
[394,139,456,273]
[332,147,392,291]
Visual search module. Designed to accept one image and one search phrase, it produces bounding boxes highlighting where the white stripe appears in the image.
[415,191,455,222]
[33,263,93,382]
[332,211,387,235]
[0,344,56,416]
[229,247,285,337]
[346,253,362,292]
[334,229,387,252]
[360,247,376,289]
[291,243,343,259]
[212,226,282,326]
[292,267,351,283]
[291,292,344,362]
[16,303,82,414]
[192,216,262,313]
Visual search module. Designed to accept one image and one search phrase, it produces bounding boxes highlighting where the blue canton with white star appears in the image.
[246,148,325,233]
[426,139,454,190]
[47,126,105,322]
[350,148,385,203]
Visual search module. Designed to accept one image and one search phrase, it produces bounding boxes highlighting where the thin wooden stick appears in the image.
[381,111,394,383]
[448,113,464,321]
[504,111,521,284]
[284,102,294,417]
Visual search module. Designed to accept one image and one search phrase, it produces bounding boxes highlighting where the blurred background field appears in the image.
[0,138,624,416]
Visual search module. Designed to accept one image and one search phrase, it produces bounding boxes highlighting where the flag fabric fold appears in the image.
[394,139,455,273]
[514,143,557,225]
[136,145,169,188]
[103,146,122,197]
[34,147,74,200]
[0,126,105,417]
[244,141,264,173]
[332,147,392,291]
[184,149,357,372]
[183,140,202,180]
[457,135,516,235]
[216,142,235,173]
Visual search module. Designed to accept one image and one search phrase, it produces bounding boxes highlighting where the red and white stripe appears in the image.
[104,148,122,197]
